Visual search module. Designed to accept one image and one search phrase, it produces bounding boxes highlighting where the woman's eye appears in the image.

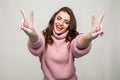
[65,21,69,25]
[57,17,61,20]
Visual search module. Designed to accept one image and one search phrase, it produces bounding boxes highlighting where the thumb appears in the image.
[21,27,33,35]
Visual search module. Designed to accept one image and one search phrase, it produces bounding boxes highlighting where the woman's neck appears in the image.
[52,31,68,40]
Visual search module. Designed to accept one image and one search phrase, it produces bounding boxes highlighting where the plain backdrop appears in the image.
[0,0,120,80]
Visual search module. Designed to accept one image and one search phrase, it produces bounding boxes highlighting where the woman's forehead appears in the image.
[56,11,70,21]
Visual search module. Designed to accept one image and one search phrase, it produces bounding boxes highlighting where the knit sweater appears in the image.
[27,31,91,80]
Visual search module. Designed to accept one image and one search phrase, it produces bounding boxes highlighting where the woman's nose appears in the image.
[59,20,64,25]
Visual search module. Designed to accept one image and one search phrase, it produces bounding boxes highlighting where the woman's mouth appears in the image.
[56,25,63,31]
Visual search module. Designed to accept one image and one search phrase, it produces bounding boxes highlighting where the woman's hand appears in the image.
[20,8,39,43]
[20,8,36,37]
[79,13,105,48]
[89,12,105,40]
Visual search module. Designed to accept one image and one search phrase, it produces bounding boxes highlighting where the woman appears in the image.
[20,7,105,80]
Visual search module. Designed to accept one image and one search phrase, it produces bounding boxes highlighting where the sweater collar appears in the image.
[52,31,68,40]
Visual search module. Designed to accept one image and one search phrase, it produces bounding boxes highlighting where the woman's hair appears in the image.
[43,7,79,46]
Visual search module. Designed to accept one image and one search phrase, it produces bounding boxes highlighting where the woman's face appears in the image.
[53,11,70,35]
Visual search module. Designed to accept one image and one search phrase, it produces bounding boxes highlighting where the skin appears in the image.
[80,13,105,48]
[53,11,70,35]
[20,8,105,47]
[20,8,39,43]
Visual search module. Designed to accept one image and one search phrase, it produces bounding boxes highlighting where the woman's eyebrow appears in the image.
[57,16,62,19]
[57,15,70,22]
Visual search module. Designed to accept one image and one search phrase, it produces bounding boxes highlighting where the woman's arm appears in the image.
[71,13,105,58]
[20,8,45,56]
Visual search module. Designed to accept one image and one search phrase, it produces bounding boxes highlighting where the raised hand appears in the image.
[89,12,105,39]
[20,8,36,37]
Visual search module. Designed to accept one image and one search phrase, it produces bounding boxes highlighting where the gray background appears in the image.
[0,0,120,80]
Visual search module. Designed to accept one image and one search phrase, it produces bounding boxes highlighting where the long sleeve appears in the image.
[27,33,45,56]
[71,34,92,58]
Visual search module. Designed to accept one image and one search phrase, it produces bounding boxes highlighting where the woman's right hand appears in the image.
[20,8,39,43]
[20,8,36,37]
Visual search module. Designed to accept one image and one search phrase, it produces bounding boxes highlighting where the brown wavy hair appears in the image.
[42,7,79,46]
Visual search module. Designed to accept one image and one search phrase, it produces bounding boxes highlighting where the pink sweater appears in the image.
[27,31,91,80]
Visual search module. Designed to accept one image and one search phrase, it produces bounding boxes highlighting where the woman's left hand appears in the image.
[89,12,105,40]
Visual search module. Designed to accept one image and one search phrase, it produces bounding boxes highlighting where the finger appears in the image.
[19,19,24,31]
[92,14,96,28]
[96,25,104,36]
[19,25,23,31]
[100,24,104,36]
[100,30,104,36]
[20,8,27,21]
[21,27,28,34]
[30,11,34,24]
[95,24,103,33]
[97,30,104,36]
[98,12,105,26]
[20,25,24,30]
[91,32,99,39]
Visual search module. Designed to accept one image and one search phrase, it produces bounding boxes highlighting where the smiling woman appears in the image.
[20,6,105,80]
